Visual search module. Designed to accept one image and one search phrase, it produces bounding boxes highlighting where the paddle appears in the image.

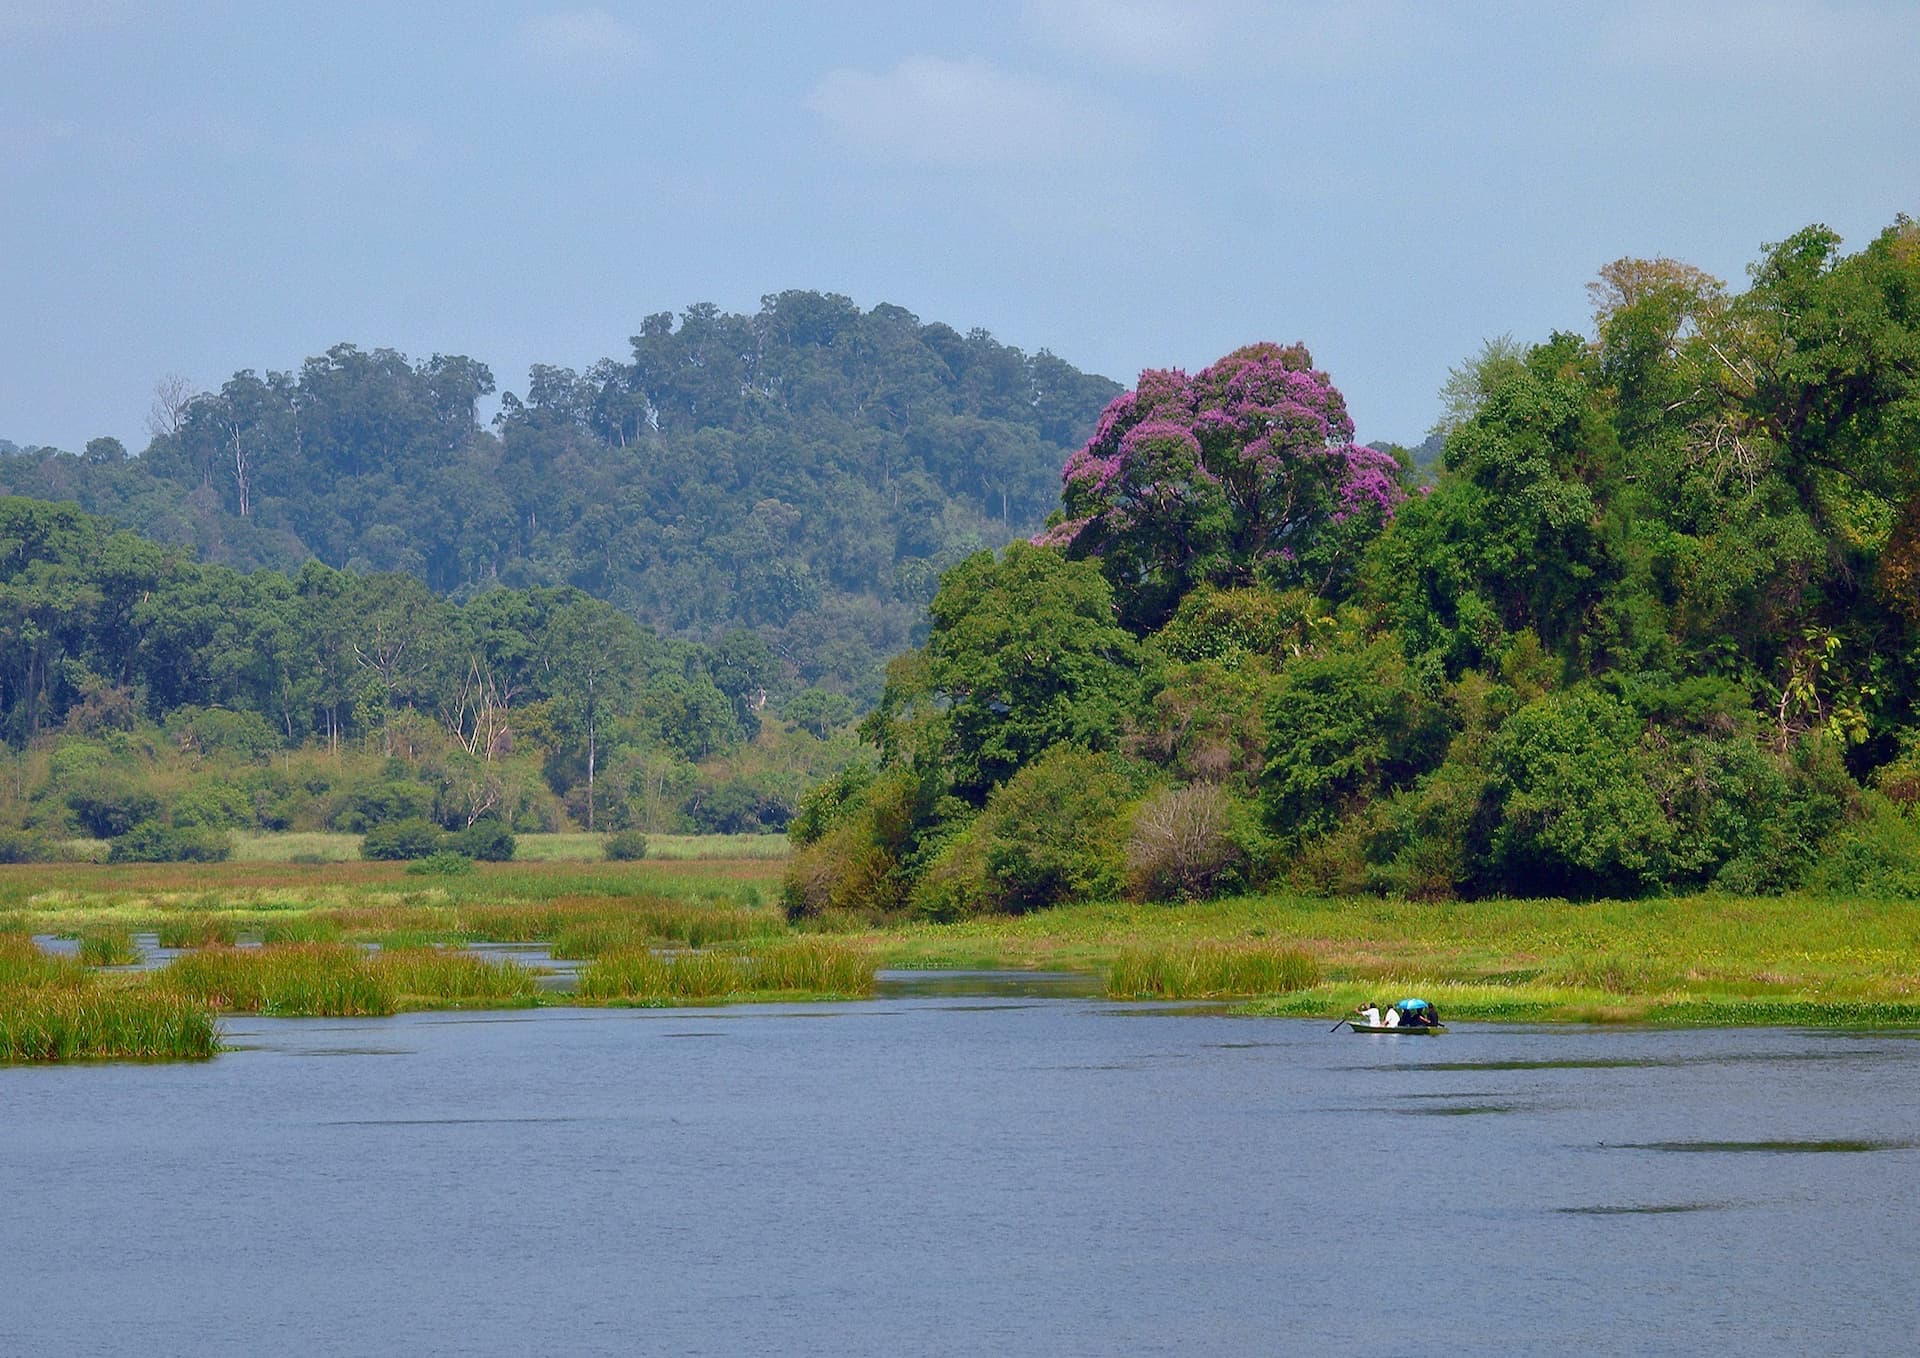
[1329,1016,1350,1032]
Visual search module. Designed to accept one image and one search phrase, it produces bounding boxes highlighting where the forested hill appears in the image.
[0,292,1121,700]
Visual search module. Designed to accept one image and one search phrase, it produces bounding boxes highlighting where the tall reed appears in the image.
[78,930,142,967]
[1107,942,1321,999]
[0,936,88,990]
[155,915,242,948]
[1,989,218,1062]
[577,949,743,1002]
[743,939,875,996]
[161,944,397,1016]
[370,947,539,1004]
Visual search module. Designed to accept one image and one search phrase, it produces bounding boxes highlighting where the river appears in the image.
[3,980,1915,1355]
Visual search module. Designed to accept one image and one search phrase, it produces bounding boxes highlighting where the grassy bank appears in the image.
[7,853,1920,1031]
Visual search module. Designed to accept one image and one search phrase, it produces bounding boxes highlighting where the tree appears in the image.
[924,543,1139,802]
[1049,344,1406,628]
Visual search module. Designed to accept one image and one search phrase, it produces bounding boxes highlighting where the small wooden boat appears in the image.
[1346,1021,1447,1034]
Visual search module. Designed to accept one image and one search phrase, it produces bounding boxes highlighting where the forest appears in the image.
[0,291,1119,703]
[788,218,1920,915]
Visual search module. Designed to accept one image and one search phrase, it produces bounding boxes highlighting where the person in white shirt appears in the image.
[1382,1004,1400,1026]
[1356,1003,1382,1026]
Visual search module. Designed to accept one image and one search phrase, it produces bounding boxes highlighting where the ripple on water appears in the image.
[1610,1139,1915,1153]
[1557,1202,1735,1215]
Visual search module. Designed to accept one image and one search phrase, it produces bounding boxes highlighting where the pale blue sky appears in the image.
[4,1,1916,452]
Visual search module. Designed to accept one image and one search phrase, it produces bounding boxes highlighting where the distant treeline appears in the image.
[0,495,863,847]
[790,219,1920,913]
[0,292,1120,700]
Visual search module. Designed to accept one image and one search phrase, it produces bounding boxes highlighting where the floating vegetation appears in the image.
[1107,942,1321,999]
[1556,1203,1731,1215]
[1,988,218,1063]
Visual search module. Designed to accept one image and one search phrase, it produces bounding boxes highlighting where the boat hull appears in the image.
[1346,1022,1447,1034]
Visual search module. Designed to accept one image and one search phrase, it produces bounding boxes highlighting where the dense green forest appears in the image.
[789,219,1920,914]
[0,495,865,855]
[0,292,1120,701]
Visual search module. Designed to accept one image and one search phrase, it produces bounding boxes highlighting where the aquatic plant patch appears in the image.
[1,988,218,1062]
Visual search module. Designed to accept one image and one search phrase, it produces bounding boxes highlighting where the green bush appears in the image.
[405,851,476,877]
[106,821,232,863]
[1260,637,1452,844]
[332,779,436,833]
[448,820,515,862]
[1808,794,1920,897]
[65,772,163,839]
[603,829,650,861]
[0,829,56,864]
[914,748,1135,916]
[359,817,445,861]
[169,781,255,829]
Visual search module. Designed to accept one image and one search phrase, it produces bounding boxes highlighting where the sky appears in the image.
[3,0,1917,453]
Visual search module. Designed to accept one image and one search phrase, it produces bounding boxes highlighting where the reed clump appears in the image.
[1107,941,1322,999]
[155,914,242,948]
[0,935,88,990]
[1,988,218,1062]
[77,930,142,967]
[577,949,743,1003]
[370,947,539,1006]
[160,944,397,1016]
[743,938,875,996]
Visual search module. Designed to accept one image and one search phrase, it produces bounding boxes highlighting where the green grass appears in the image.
[77,930,142,967]
[1,988,219,1062]
[577,949,744,1003]
[1107,941,1321,999]
[159,944,398,1017]
[155,914,242,948]
[370,947,539,1007]
[0,935,87,990]
[743,939,876,996]
[576,938,875,1004]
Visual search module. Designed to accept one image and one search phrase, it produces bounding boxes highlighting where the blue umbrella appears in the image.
[1395,998,1430,1011]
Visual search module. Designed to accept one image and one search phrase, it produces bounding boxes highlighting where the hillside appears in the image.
[0,292,1121,701]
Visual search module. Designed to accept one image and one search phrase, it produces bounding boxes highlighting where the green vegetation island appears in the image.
[6,223,1920,1059]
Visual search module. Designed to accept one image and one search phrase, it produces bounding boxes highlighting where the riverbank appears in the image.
[4,855,1918,1059]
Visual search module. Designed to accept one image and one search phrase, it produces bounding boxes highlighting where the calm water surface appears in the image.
[4,990,1917,1356]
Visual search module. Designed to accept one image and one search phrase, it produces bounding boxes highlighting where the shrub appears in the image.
[913,748,1135,916]
[448,820,516,862]
[66,772,163,839]
[169,781,254,829]
[0,829,56,864]
[1125,783,1257,902]
[107,821,232,863]
[603,829,650,861]
[405,851,476,876]
[359,817,445,861]
[1808,794,1920,897]
[332,779,436,833]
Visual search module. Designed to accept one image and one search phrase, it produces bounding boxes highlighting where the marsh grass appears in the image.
[548,902,777,958]
[0,935,87,990]
[1,988,218,1062]
[743,939,875,996]
[370,947,539,1006]
[223,831,789,864]
[160,944,397,1016]
[155,915,242,948]
[1107,942,1322,999]
[77,930,142,967]
[577,949,743,1003]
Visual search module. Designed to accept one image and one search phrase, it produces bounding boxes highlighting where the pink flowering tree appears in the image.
[1039,343,1406,627]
